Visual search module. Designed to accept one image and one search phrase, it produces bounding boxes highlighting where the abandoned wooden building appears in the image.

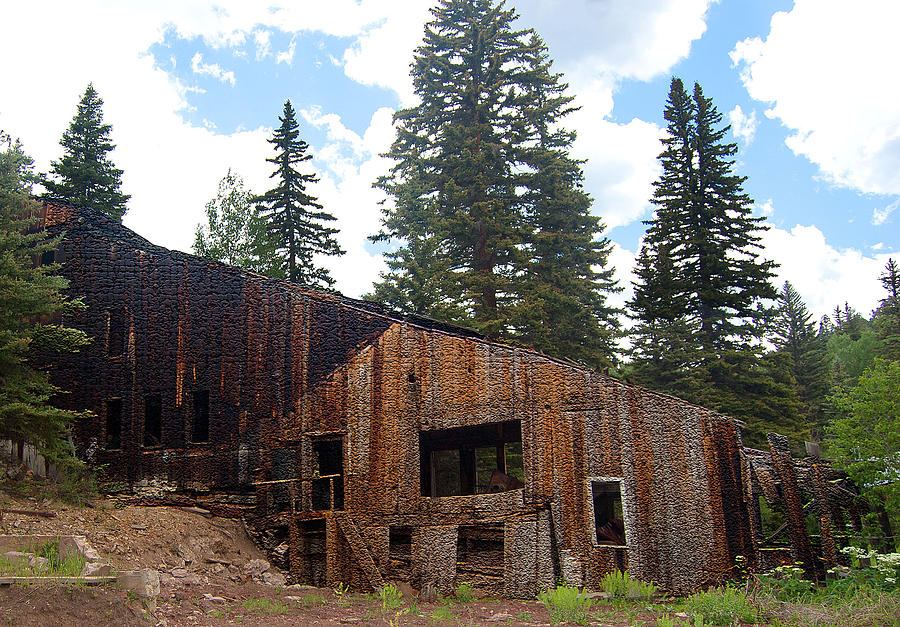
[37,202,855,596]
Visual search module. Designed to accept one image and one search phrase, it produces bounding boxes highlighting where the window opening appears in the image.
[105,398,122,449]
[296,519,327,587]
[456,524,504,593]
[143,393,162,447]
[591,480,626,546]
[40,250,55,266]
[388,526,413,581]
[191,390,209,443]
[419,420,524,497]
[107,308,126,357]
[311,439,344,511]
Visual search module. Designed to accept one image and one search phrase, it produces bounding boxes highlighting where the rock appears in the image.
[261,571,286,587]
[586,591,611,600]
[131,524,148,531]
[29,556,50,571]
[485,614,514,622]
[242,558,270,576]
[418,582,437,602]
[393,580,417,599]
[117,569,161,598]
[3,551,32,567]
[81,561,112,576]
[181,507,210,516]
[202,593,226,603]
[170,568,189,578]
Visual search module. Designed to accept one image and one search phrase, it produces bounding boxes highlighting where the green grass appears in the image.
[299,593,327,607]
[537,584,595,625]
[378,583,404,612]
[429,604,456,622]
[241,597,290,615]
[601,570,659,601]
[452,581,475,602]
[0,538,86,577]
[681,586,757,626]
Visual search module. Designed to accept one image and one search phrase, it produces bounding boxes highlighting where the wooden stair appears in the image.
[334,513,385,590]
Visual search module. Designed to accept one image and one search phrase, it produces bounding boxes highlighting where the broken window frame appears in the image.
[419,420,525,498]
[587,477,629,548]
[310,438,344,511]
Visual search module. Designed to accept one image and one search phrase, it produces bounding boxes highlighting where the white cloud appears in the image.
[728,105,757,145]
[517,0,716,82]
[872,199,898,226]
[731,0,900,196]
[190,52,236,86]
[756,199,775,217]
[301,108,396,297]
[761,223,896,320]
[253,29,271,61]
[276,38,297,65]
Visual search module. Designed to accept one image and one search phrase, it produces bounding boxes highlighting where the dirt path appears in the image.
[1,494,673,625]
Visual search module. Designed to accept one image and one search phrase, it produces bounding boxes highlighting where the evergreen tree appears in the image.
[44,84,129,221]
[254,100,342,288]
[512,33,620,367]
[372,0,619,363]
[771,281,829,437]
[874,258,900,361]
[0,132,91,456]
[194,169,268,273]
[628,78,788,444]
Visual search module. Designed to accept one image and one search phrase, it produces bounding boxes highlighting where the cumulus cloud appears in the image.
[761,223,895,319]
[190,52,236,85]
[276,38,297,65]
[728,105,757,145]
[731,0,900,196]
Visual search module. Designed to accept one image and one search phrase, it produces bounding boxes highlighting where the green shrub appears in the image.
[755,563,816,601]
[537,584,595,625]
[601,570,659,600]
[378,583,404,611]
[682,586,756,626]
[452,581,475,602]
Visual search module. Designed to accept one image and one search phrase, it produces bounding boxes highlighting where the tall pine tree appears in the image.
[874,258,900,361]
[629,78,789,445]
[1,132,91,456]
[255,100,343,288]
[372,0,619,365]
[44,84,129,221]
[771,281,829,437]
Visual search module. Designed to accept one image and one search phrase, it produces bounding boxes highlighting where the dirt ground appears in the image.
[0,493,602,626]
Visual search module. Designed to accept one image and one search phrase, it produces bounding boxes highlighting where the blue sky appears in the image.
[1,0,897,321]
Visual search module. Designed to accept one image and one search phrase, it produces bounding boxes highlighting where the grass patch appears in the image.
[378,583,404,612]
[452,581,475,602]
[299,593,327,607]
[241,597,290,615]
[429,604,456,622]
[0,538,86,577]
[601,570,659,601]
[682,586,756,626]
[538,584,595,625]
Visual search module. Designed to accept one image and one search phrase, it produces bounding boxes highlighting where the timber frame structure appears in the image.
[37,202,857,596]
